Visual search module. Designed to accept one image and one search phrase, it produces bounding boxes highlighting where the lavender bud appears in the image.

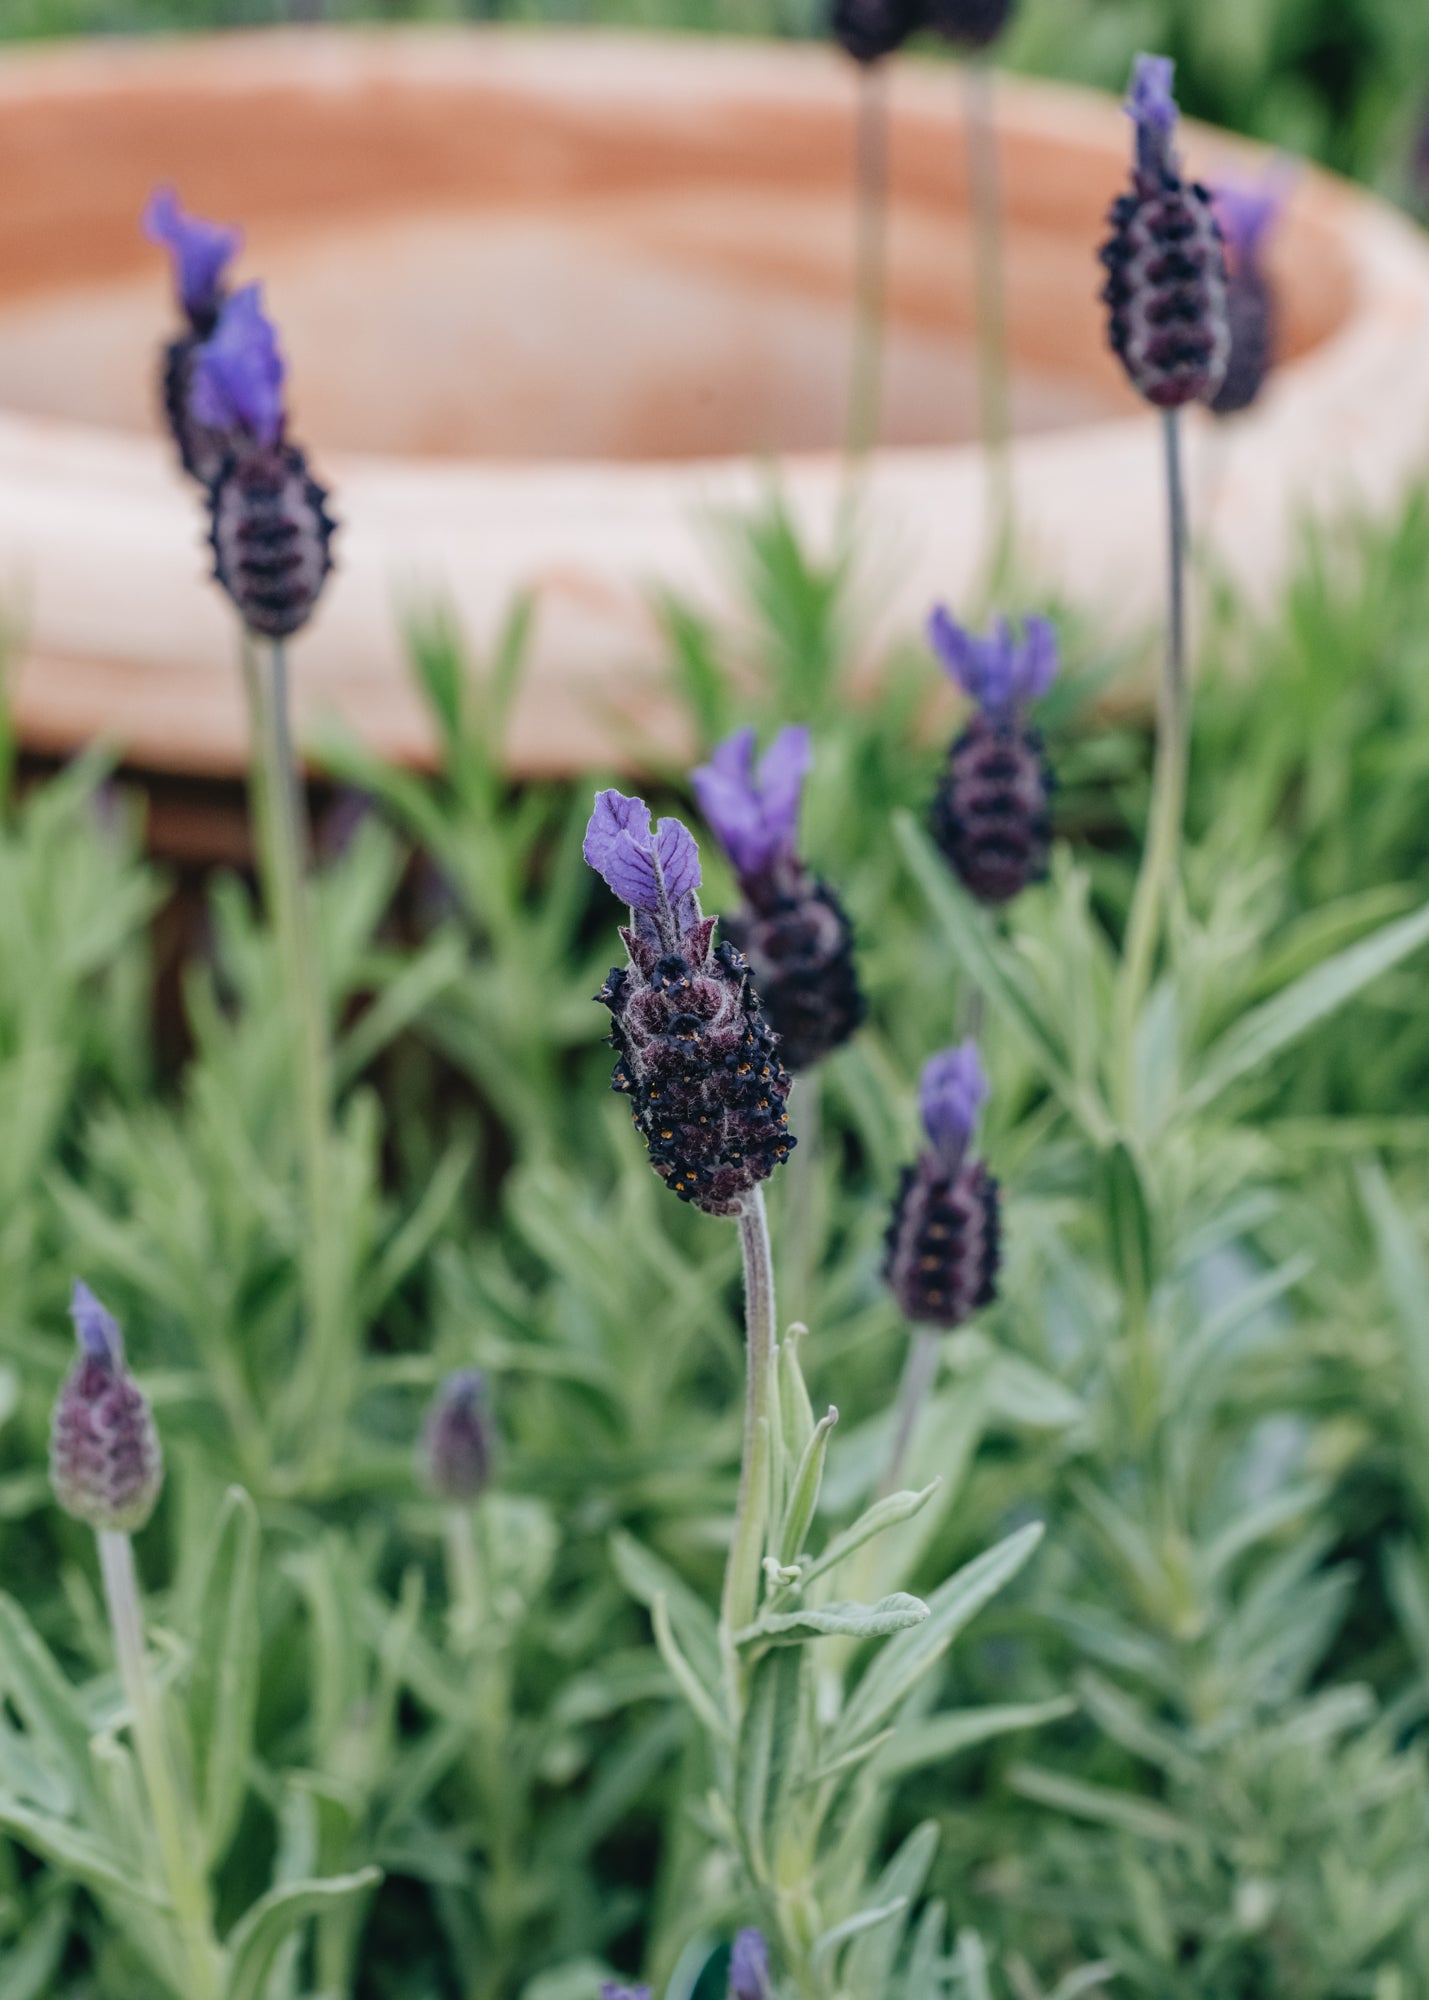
[927,610,1057,905]
[830,0,924,64]
[1099,55,1230,409]
[584,791,795,1216]
[884,1043,1000,1326]
[1207,177,1285,417]
[926,0,1013,50]
[49,1283,164,1534]
[692,727,865,1071]
[420,1371,495,1504]
[730,1929,772,2000]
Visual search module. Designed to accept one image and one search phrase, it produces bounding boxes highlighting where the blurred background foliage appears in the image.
[5,0,1429,198]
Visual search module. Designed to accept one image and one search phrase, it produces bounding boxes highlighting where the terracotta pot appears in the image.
[1,27,1427,787]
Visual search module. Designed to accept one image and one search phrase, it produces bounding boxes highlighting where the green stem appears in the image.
[882,1325,940,1498]
[966,56,1014,597]
[444,1504,484,1655]
[1115,408,1189,1120]
[98,1532,221,2000]
[722,1186,777,1645]
[844,64,890,466]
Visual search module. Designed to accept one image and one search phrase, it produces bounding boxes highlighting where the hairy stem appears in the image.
[722,1186,778,1643]
[1116,407,1189,1117]
[99,1532,221,2000]
[882,1325,940,1497]
[844,65,890,466]
[966,56,1014,593]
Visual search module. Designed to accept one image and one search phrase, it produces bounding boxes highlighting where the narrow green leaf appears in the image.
[610,1531,722,1700]
[798,1484,940,1592]
[733,1645,803,1883]
[651,1594,728,1742]
[0,1594,94,1816]
[0,1794,163,1906]
[777,1328,817,1470]
[778,1406,838,1566]
[846,1822,937,1998]
[809,1897,908,1977]
[1010,1764,1197,1845]
[876,1696,1075,1779]
[827,1522,1043,1762]
[740,1594,929,1646]
[189,1487,260,1866]
[1186,897,1429,1115]
[224,1868,382,2000]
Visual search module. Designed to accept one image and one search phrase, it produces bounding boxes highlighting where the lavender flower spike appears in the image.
[692,728,865,1070]
[730,1929,773,2000]
[143,186,241,336]
[928,609,1057,905]
[1100,54,1230,409]
[884,1044,1000,1327]
[1208,171,1288,417]
[420,1370,496,1504]
[586,791,794,1215]
[50,1281,164,1534]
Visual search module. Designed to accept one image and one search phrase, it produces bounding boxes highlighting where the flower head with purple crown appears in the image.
[927,610,1058,904]
[190,285,287,451]
[885,1041,1000,1326]
[50,1280,164,1534]
[143,186,241,335]
[691,727,865,1070]
[585,791,793,1214]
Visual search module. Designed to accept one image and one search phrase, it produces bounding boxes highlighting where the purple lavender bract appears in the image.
[1099,55,1229,409]
[49,1282,164,1534]
[586,790,795,1216]
[927,610,1057,905]
[1208,176,1285,417]
[144,187,245,484]
[730,1929,772,2000]
[420,1370,495,1504]
[884,1042,1000,1326]
[692,728,865,1071]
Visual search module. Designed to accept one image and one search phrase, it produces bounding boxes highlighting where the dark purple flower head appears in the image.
[920,1040,987,1173]
[420,1370,495,1505]
[926,0,1013,51]
[692,726,810,884]
[730,1929,772,2000]
[831,0,924,63]
[928,610,1057,716]
[584,791,703,948]
[143,186,241,335]
[50,1281,164,1534]
[885,1046,1000,1327]
[190,284,286,451]
[1126,53,1178,176]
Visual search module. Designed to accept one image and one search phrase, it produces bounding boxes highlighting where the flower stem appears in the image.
[966,55,1014,594]
[722,1186,777,1644]
[444,1504,484,1655]
[1115,407,1189,1118]
[844,64,890,466]
[98,1532,221,2000]
[882,1325,940,1497]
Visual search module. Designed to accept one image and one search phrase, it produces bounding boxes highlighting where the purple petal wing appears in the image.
[919,1040,988,1168]
[708,725,757,782]
[655,816,702,903]
[755,725,812,851]
[1126,53,1177,136]
[583,790,660,910]
[143,185,241,325]
[1015,615,1060,702]
[691,760,765,877]
[70,1279,124,1367]
[189,285,286,448]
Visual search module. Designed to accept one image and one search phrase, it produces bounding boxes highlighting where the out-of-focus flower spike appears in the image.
[189,284,285,449]
[884,1045,1000,1326]
[830,0,925,65]
[1099,54,1230,409]
[419,1370,496,1505]
[730,1929,773,2000]
[1208,168,1291,417]
[50,1281,164,1534]
[926,0,1013,50]
[585,792,795,1214]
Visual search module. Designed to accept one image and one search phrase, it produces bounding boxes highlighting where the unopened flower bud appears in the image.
[927,609,1057,905]
[1099,56,1230,409]
[584,791,795,1216]
[49,1283,163,1534]
[730,1929,772,2000]
[830,0,924,64]
[692,727,865,1072]
[884,1043,1000,1326]
[420,1371,495,1504]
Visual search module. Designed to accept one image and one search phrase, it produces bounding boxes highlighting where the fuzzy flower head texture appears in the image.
[49,1281,164,1535]
[927,609,1058,716]
[1100,54,1230,409]
[691,725,810,887]
[419,1370,495,1505]
[190,284,287,450]
[143,185,242,334]
[884,1041,1000,1327]
[585,790,795,1215]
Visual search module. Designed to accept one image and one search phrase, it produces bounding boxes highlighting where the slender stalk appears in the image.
[965,56,1014,596]
[1115,408,1190,1117]
[722,1186,778,1642]
[98,1532,221,2000]
[844,64,891,466]
[443,1504,484,1655]
[882,1325,940,1497]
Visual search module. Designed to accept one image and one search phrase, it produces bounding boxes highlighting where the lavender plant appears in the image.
[1207,174,1286,418]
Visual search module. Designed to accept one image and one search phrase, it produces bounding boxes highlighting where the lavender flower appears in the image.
[419,1371,495,1504]
[831,0,925,64]
[144,187,244,484]
[1207,175,1286,417]
[1099,55,1230,409]
[926,0,1013,50]
[692,727,865,1071]
[189,285,336,639]
[884,1042,1000,1326]
[49,1282,164,1534]
[927,609,1057,904]
[730,1929,772,2000]
[585,790,795,1216]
